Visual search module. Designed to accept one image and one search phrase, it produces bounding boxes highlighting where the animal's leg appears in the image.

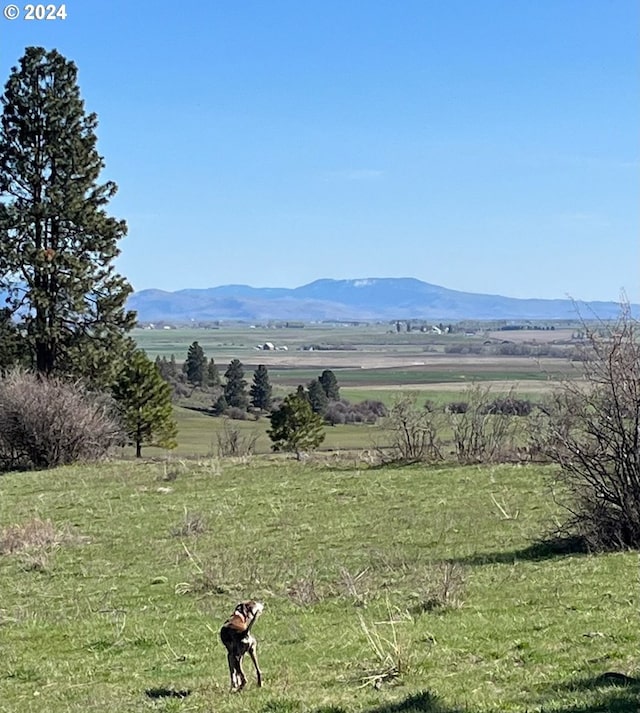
[227,652,237,690]
[248,644,262,687]
[235,656,247,691]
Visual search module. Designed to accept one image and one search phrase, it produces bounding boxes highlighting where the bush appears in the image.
[216,419,258,457]
[483,397,533,416]
[447,401,468,414]
[324,399,387,425]
[381,395,443,463]
[535,307,640,550]
[224,406,250,421]
[0,369,123,470]
[212,394,228,415]
[447,385,519,464]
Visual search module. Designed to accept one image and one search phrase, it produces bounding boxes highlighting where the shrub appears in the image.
[212,394,228,415]
[216,419,259,457]
[535,307,640,550]
[447,401,468,414]
[0,369,123,470]
[483,397,533,416]
[324,399,387,426]
[381,395,443,463]
[224,406,250,421]
[447,385,518,464]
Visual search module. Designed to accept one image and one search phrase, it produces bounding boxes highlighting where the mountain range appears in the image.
[126,278,637,322]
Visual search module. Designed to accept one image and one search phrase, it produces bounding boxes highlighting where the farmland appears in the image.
[132,323,584,457]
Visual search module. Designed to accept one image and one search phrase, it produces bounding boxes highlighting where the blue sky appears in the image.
[1,1,638,301]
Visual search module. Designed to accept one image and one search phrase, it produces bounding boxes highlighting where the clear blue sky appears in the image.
[2,1,638,302]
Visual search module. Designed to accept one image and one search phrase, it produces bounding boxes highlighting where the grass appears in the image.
[0,458,637,712]
[160,406,385,457]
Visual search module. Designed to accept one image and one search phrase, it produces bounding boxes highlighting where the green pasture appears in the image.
[1,459,637,712]
[132,326,483,359]
[166,406,384,457]
[338,388,546,410]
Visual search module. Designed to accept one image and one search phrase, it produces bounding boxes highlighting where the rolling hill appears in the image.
[127,278,637,322]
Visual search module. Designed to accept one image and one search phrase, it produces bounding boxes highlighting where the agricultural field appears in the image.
[132,323,586,457]
[0,459,637,712]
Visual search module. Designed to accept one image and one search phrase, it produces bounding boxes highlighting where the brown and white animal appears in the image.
[219,600,264,691]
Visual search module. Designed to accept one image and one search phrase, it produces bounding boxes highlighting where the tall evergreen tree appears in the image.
[0,307,24,370]
[112,350,177,458]
[206,357,221,387]
[168,354,179,378]
[184,340,206,386]
[0,47,136,383]
[307,378,329,415]
[250,364,272,411]
[224,358,248,409]
[319,369,340,400]
[267,391,325,459]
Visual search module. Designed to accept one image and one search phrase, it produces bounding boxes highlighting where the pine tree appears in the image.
[184,341,206,386]
[267,391,325,459]
[206,357,221,387]
[307,378,328,415]
[155,355,168,380]
[0,307,24,370]
[319,369,340,400]
[0,48,136,383]
[224,359,248,409]
[168,354,179,378]
[112,350,177,458]
[250,364,272,411]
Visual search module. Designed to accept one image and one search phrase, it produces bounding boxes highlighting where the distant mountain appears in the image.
[127,278,638,322]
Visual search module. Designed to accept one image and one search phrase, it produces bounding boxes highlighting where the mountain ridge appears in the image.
[127,278,637,322]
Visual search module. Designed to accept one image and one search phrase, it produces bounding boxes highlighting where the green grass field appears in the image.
[168,406,384,456]
[1,458,637,712]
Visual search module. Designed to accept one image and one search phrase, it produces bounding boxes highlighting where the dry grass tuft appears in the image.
[171,509,208,537]
[0,518,76,573]
[0,518,65,555]
[357,601,416,688]
[415,562,466,613]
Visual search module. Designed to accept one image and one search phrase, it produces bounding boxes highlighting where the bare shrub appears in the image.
[0,368,123,470]
[447,384,519,464]
[324,399,387,426]
[324,400,348,425]
[216,419,259,457]
[224,406,251,421]
[534,306,640,550]
[381,394,443,463]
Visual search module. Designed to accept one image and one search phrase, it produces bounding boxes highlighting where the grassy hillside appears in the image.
[0,459,637,712]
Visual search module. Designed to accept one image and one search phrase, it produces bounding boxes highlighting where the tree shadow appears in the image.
[525,672,640,713]
[181,404,215,417]
[144,687,191,699]
[446,535,590,567]
[312,691,464,713]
